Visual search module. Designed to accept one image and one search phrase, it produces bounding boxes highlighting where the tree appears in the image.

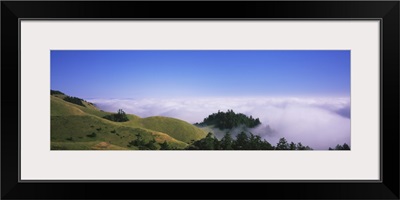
[63,96,86,107]
[128,133,146,149]
[213,137,221,150]
[145,139,158,150]
[220,132,233,150]
[261,139,274,150]
[289,142,296,150]
[103,109,129,122]
[200,132,216,150]
[234,132,249,150]
[247,133,273,150]
[248,133,262,150]
[342,143,350,150]
[276,137,290,150]
[114,109,129,122]
[297,142,305,150]
[304,146,313,150]
[160,141,170,150]
[335,144,344,150]
[329,143,350,150]
[187,132,215,150]
[127,134,161,150]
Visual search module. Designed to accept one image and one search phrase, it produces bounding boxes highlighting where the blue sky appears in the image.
[51,50,350,99]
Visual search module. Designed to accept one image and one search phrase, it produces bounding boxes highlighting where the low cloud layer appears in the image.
[89,97,350,150]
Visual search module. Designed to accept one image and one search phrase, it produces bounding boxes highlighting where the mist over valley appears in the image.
[89,96,350,150]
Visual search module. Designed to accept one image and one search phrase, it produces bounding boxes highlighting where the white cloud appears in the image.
[88,97,350,150]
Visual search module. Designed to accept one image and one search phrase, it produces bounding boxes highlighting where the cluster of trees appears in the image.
[103,109,129,122]
[51,90,94,107]
[186,132,313,150]
[159,141,173,150]
[127,133,158,150]
[127,134,177,150]
[329,143,350,150]
[197,110,261,130]
[50,90,65,95]
[63,96,86,107]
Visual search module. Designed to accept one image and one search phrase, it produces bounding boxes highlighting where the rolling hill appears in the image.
[50,91,207,150]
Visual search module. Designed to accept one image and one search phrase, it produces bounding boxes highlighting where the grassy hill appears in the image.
[51,92,207,150]
[123,116,207,143]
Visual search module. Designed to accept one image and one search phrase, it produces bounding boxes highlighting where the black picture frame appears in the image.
[2,1,399,199]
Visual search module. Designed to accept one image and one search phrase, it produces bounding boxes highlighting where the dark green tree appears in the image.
[145,139,158,150]
[128,133,147,149]
[261,139,274,150]
[103,109,129,122]
[116,109,129,121]
[248,133,261,150]
[204,132,217,150]
[297,142,307,150]
[276,137,290,150]
[329,143,350,150]
[289,142,297,150]
[160,141,170,150]
[335,144,344,150]
[63,96,86,107]
[187,132,215,150]
[248,133,273,150]
[213,137,221,150]
[305,146,313,150]
[342,143,350,150]
[234,132,249,150]
[220,132,234,150]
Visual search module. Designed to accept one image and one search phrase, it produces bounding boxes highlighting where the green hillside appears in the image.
[51,91,207,150]
[126,116,207,143]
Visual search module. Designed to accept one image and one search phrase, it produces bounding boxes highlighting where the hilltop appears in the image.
[196,109,261,130]
[50,90,207,150]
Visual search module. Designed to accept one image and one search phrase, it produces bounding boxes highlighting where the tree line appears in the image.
[186,132,313,150]
[329,143,350,150]
[126,131,350,150]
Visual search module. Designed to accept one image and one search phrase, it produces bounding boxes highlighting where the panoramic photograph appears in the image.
[51,50,350,150]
